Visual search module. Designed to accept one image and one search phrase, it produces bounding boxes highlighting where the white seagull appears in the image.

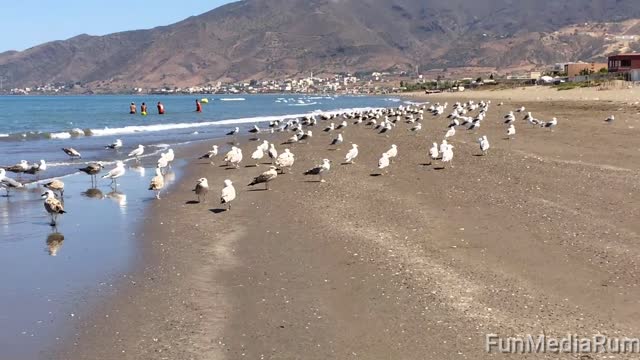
[479,135,490,155]
[128,145,145,160]
[102,161,126,186]
[304,159,331,182]
[105,139,123,150]
[506,124,516,138]
[220,179,236,209]
[344,144,359,164]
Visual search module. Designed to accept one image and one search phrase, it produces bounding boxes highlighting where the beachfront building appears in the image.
[608,54,640,73]
[564,62,608,77]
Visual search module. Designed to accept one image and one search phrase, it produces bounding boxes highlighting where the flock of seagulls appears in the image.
[2,99,569,228]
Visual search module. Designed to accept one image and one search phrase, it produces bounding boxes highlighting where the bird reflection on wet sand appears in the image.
[81,188,104,200]
[46,231,65,256]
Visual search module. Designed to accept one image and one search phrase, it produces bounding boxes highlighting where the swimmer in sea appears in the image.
[129,102,137,114]
[141,102,148,115]
[157,101,165,115]
[195,99,202,113]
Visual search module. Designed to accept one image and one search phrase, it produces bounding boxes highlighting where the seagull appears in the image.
[268,144,278,164]
[275,149,295,174]
[344,144,359,164]
[44,179,65,198]
[227,127,240,136]
[385,144,398,162]
[193,178,209,203]
[248,125,260,134]
[165,149,175,165]
[258,140,269,153]
[299,130,313,142]
[62,147,82,159]
[248,166,278,190]
[441,144,454,167]
[198,145,219,164]
[506,124,516,138]
[336,120,348,130]
[157,153,169,173]
[42,190,65,226]
[25,159,47,178]
[220,179,237,209]
[445,127,456,138]
[102,161,126,187]
[0,168,24,196]
[105,139,123,150]
[330,133,343,147]
[224,147,239,166]
[439,139,448,155]
[148,167,164,199]
[479,135,490,155]
[428,142,439,165]
[79,162,103,184]
[304,159,331,182]
[251,146,265,166]
[544,117,558,130]
[323,123,335,132]
[378,152,390,173]
[605,115,615,123]
[228,147,243,168]
[128,145,145,160]
[410,123,422,132]
[516,106,525,113]
[6,160,29,176]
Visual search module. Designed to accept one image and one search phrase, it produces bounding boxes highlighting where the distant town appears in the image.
[5,53,640,96]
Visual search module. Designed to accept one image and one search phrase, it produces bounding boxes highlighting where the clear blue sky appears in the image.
[0,0,235,52]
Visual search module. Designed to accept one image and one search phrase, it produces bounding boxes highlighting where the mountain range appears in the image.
[2,0,640,89]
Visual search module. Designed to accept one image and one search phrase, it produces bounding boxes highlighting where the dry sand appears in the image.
[56,92,640,359]
[407,85,640,104]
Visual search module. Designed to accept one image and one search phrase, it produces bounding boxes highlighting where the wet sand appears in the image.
[55,94,640,359]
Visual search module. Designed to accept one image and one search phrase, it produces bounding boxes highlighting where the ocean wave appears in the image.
[0,107,383,141]
[288,102,319,106]
[0,133,8,137]
[385,98,402,102]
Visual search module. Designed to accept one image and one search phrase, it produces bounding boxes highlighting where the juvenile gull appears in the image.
[344,144,359,164]
[275,149,295,174]
[304,159,331,183]
[42,190,65,226]
[193,178,209,203]
[62,147,82,159]
[6,160,29,176]
[148,167,165,199]
[79,162,103,184]
[220,179,236,210]
[44,179,65,198]
[249,166,278,190]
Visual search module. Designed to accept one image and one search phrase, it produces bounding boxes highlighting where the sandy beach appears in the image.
[54,91,640,359]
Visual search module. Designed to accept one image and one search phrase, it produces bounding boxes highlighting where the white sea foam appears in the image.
[50,132,72,139]
[219,98,246,101]
[86,107,382,137]
[288,102,319,107]
[385,98,402,102]
[0,133,8,138]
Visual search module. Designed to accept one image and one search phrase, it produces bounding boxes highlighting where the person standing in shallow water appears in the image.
[157,101,165,115]
[141,102,148,115]
[129,102,137,114]
[195,99,202,113]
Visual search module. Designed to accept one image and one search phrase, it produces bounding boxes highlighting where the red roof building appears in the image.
[608,54,640,73]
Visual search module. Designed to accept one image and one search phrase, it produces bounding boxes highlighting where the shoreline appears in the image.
[54,95,640,359]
